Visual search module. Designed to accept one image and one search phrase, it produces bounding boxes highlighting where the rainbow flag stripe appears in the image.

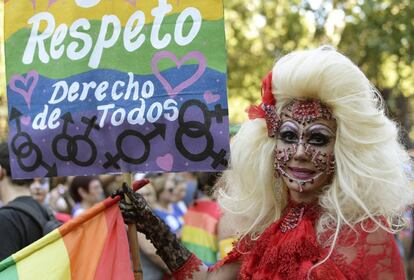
[0,196,133,280]
[182,200,221,266]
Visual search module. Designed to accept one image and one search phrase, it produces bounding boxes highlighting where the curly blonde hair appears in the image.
[218,46,414,246]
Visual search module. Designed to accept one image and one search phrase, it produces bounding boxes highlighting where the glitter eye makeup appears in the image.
[305,125,335,147]
[280,131,299,144]
[307,133,330,146]
[279,122,299,144]
[278,122,335,147]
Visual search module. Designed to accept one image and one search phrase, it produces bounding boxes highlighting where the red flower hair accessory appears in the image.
[246,71,280,137]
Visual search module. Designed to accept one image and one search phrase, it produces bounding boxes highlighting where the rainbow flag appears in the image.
[181,200,221,266]
[0,196,133,280]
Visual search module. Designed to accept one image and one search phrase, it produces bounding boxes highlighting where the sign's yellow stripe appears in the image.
[4,0,224,40]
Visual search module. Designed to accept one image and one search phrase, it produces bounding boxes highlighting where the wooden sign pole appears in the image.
[123,173,143,280]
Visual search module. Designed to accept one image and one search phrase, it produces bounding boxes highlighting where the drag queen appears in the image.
[119,46,414,279]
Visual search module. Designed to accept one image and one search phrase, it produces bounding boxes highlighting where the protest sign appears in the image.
[4,0,229,178]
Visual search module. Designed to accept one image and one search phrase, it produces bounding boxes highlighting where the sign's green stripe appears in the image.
[5,16,226,82]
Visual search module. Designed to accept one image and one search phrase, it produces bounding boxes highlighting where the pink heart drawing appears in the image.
[151,51,206,97]
[156,153,174,171]
[203,91,220,104]
[9,70,39,110]
[21,116,31,126]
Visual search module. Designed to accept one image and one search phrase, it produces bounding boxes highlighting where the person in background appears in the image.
[181,172,221,266]
[135,178,170,280]
[152,174,186,237]
[100,174,123,197]
[30,177,73,224]
[181,172,198,207]
[48,177,73,223]
[0,142,50,260]
[172,173,188,214]
[137,183,156,207]
[69,176,104,217]
[29,178,49,205]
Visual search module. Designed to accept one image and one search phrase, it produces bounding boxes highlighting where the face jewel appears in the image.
[263,104,281,137]
[284,99,334,125]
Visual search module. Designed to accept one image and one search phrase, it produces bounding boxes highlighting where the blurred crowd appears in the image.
[2,136,414,279]
[0,167,238,279]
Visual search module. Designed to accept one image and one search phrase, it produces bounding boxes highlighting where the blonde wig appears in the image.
[218,46,414,244]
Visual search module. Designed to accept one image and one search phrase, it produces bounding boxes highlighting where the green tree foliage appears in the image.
[224,0,414,147]
[1,1,413,146]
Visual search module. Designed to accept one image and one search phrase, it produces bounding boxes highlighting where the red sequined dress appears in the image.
[209,200,405,280]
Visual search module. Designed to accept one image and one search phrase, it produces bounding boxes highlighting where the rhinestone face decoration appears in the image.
[263,104,281,137]
[284,99,334,125]
[273,99,336,191]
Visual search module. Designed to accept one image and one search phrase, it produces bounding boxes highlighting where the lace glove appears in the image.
[114,182,202,278]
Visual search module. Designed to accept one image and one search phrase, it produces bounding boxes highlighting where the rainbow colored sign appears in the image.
[4,0,229,178]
